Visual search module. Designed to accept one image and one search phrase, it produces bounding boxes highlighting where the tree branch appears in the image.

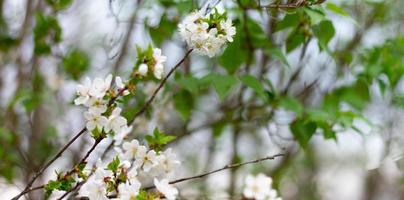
[42,49,194,199]
[144,153,284,189]
[263,0,326,9]
[111,0,143,74]
[11,128,87,200]
[12,75,132,200]
[130,49,194,122]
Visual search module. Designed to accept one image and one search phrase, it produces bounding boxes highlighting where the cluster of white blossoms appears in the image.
[137,47,167,80]
[74,74,132,142]
[178,9,236,57]
[79,139,180,200]
[243,173,282,200]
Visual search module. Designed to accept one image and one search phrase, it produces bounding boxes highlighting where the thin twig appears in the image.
[112,0,143,74]
[130,49,194,122]
[12,80,131,199]
[11,128,87,200]
[263,0,326,9]
[52,49,194,199]
[144,153,284,189]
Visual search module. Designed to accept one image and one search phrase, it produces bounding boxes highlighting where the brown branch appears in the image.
[111,0,143,74]
[144,153,284,189]
[12,78,132,200]
[48,49,194,199]
[130,49,194,122]
[263,0,326,9]
[11,127,87,200]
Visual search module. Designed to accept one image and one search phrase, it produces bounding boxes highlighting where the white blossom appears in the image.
[152,48,167,79]
[243,173,281,200]
[178,10,235,57]
[118,182,141,200]
[93,167,113,181]
[155,148,180,176]
[105,107,128,134]
[79,180,108,200]
[89,74,112,98]
[138,63,149,76]
[88,97,108,114]
[127,166,139,183]
[74,77,92,106]
[115,76,125,89]
[154,178,178,200]
[84,111,108,131]
[113,125,133,145]
[122,139,141,160]
[135,148,158,172]
[115,76,129,96]
[220,19,236,42]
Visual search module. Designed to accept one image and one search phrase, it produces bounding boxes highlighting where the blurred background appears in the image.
[1,0,404,199]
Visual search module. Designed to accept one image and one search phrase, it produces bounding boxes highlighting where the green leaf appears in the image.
[304,7,326,25]
[290,119,317,148]
[239,75,266,101]
[149,15,176,46]
[146,128,176,151]
[211,74,238,100]
[246,18,271,48]
[337,111,357,128]
[173,89,194,121]
[318,122,337,140]
[286,32,305,53]
[393,94,404,108]
[33,13,62,55]
[275,13,300,32]
[312,20,335,51]
[278,96,304,117]
[0,35,18,52]
[336,79,370,111]
[62,49,90,80]
[264,48,290,68]
[176,76,199,93]
[107,156,120,172]
[325,3,349,17]
[45,180,61,196]
[45,0,73,11]
[212,122,226,138]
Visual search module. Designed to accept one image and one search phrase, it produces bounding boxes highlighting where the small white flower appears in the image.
[118,182,141,200]
[154,178,178,200]
[115,76,125,89]
[74,77,92,106]
[156,148,180,175]
[105,107,128,134]
[79,179,108,200]
[138,63,149,76]
[115,76,129,96]
[84,111,108,131]
[122,139,141,160]
[93,166,113,181]
[127,166,139,183]
[152,48,166,79]
[243,173,279,200]
[153,63,164,79]
[88,97,108,114]
[120,160,131,169]
[135,148,158,172]
[113,125,133,145]
[220,19,236,42]
[89,74,112,98]
[178,10,236,57]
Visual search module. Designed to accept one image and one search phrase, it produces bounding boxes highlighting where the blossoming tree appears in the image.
[1,0,404,199]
